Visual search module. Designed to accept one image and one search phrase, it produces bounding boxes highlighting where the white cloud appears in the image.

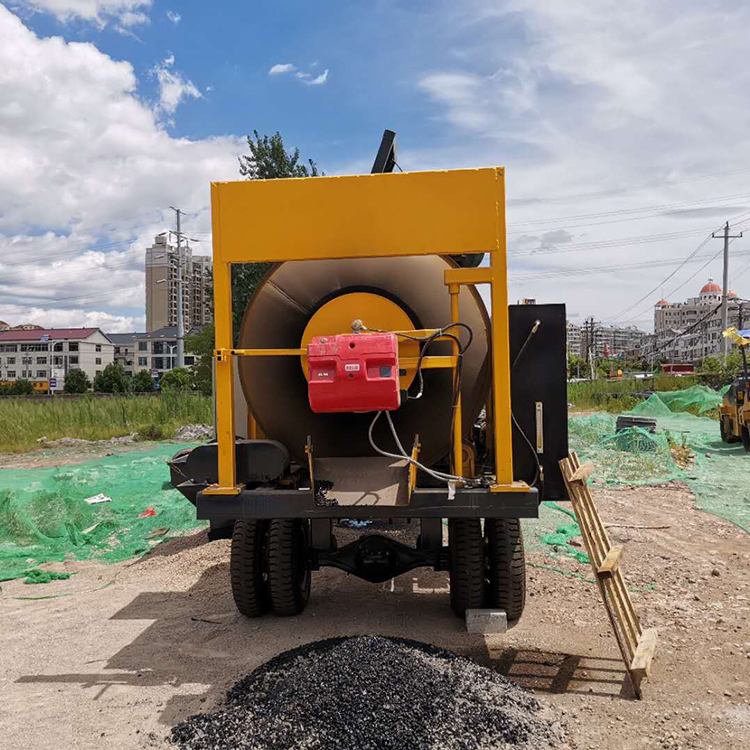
[269,63,296,75]
[410,0,750,330]
[19,0,152,28]
[166,9,180,24]
[271,63,328,86]
[0,6,241,330]
[305,69,328,86]
[150,53,202,118]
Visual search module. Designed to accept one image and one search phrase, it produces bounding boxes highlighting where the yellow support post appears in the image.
[205,193,242,495]
[449,284,463,477]
[490,180,514,484]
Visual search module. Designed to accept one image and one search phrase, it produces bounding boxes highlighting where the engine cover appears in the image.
[307,332,400,413]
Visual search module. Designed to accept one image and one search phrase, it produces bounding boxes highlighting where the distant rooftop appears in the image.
[106,332,146,344]
[136,325,203,340]
[0,327,103,342]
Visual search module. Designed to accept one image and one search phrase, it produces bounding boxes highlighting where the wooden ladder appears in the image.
[559,450,658,699]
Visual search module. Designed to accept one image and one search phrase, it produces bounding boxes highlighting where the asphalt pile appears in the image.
[171,635,569,750]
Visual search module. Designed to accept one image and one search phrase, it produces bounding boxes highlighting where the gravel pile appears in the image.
[174,424,214,441]
[171,635,569,750]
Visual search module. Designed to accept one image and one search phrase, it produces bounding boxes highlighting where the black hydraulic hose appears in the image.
[511,320,544,501]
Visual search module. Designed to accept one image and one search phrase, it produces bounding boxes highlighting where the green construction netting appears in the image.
[568,386,750,535]
[524,384,749,571]
[0,444,205,582]
[627,384,728,416]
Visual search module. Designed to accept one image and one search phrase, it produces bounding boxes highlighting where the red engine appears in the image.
[307,332,400,413]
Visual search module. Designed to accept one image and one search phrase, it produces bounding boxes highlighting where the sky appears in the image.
[2,0,750,333]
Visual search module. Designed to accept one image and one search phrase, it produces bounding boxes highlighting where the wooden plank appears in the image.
[630,628,659,685]
[598,546,624,576]
[559,451,652,698]
[569,462,594,484]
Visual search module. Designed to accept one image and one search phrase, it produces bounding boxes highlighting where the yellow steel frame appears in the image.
[206,167,522,495]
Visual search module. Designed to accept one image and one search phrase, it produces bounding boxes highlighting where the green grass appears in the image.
[0,392,212,452]
[568,375,698,413]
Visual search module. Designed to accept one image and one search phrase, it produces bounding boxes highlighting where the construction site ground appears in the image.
[2,456,750,749]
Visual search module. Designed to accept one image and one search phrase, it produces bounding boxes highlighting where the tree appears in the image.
[567,354,586,378]
[11,378,35,395]
[131,370,155,393]
[238,130,320,180]
[93,363,130,393]
[232,131,320,339]
[64,369,90,394]
[160,366,192,391]
[186,323,214,396]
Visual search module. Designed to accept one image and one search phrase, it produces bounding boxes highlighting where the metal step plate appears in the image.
[314,457,409,506]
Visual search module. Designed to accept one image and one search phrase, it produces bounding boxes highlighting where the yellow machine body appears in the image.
[207,167,520,495]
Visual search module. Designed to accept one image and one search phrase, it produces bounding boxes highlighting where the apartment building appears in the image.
[653,278,744,362]
[145,234,213,332]
[0,328,114,392]
[566,322,582,357]
[107,332,146,376]
[132,326,197,376]
[577,322,647,359]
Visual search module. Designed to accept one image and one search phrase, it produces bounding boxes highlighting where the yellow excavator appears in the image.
[719,326,750,451]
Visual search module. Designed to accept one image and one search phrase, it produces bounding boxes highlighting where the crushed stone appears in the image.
[170,635,570,750]
[174,424,214,441]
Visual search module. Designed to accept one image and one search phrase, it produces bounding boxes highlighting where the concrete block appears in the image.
[465,609,508,634]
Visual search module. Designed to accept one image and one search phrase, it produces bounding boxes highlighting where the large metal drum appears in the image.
[238,256,491,465]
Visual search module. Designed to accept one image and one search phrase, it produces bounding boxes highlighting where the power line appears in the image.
[509,226,720,257]
[508,166,750,207]
[647,302,723,359]
[603,234,714,321]
[510,247,750,281]
[507,191,750,232]
[0,284,145,307]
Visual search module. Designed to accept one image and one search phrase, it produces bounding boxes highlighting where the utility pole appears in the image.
[712,221,743,357]
[584,316,598,380]
[170,206,185,368]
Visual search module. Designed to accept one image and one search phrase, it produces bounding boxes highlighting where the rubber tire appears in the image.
[230,520,270,618]
[448,518,485,616]
[720,417,728,443]
[742,426,750,453]
[267,519,311,616]
[484,518,526,622]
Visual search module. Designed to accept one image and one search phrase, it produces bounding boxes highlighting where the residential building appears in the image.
[566,322,582,358]
[132,326,198,376]
[145,234,213,332]
[0,328,114,392]
[107,332,146,376]
[653,278,745,362]
[0,320,8,331]
[579,322,647,359]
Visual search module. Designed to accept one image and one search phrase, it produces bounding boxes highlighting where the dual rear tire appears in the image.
[231,516,525,621]
[230,519,311,618]
[448,518,526,621]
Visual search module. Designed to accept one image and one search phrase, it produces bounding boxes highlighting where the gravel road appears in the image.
[1,481,749,750]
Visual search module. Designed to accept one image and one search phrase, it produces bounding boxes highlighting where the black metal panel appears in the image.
[509,304,569,501]
[196,486,539,521]
[371,129,397,173]
[171,440,290,487]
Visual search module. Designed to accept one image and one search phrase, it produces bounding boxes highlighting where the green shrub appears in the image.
[11,379,35,396]
[93,363,130,393]
[138,423,165,440]
[64,369,90,394]
[131,370,155,393]
[160,367,191,391]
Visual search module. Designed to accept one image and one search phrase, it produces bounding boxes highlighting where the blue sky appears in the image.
[2,0,750,332]
[19,1,476,171]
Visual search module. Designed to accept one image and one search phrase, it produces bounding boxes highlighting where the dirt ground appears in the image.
[2,479,750,750]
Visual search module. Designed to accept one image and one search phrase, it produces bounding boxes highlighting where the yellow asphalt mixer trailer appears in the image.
[170,140,570,622]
